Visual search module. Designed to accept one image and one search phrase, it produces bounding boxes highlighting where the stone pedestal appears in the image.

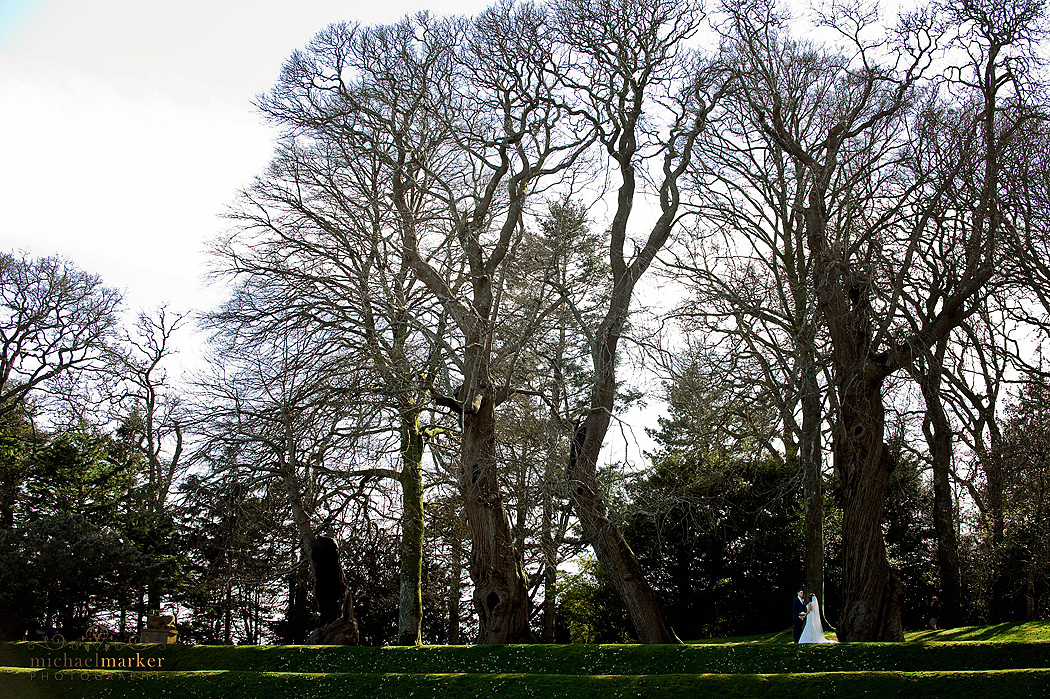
[141,613,177,644]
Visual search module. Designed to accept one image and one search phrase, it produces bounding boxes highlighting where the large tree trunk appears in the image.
[570,323,679,644]
[799,347,826,624]
[804,186,904,642]
[915,340,962,629]
[985,445,1010,622]
[569,464,678,643]
[835,366,905,642]
[279,439,359,645]
[448,534,462,644]
[459,375,531,644]
[396,409,425,645]
[542,467,558,643]
[305,536,360,644]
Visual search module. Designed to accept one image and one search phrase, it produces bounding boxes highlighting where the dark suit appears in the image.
[792,596,806,642]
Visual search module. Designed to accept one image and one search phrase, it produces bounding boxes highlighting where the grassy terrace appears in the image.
[1,621,1048,698]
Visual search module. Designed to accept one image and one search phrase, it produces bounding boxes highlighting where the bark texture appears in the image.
[459,379,531,643]
[915,340,962,628]
[799,350,826,624]
[396,411,426,645]
[570,320,679,644]
[306,536,360,645]
[833,367,904,641]
[805,190,905,642]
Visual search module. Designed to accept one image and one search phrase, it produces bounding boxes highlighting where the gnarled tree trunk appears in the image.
[914,339,962,629]
[397,410,426,645]
[459,374,531,644]
[570,314,679,644]
[280,449,359,645]
[799,346,827,625]
[834,366,904,641]
[306,536,360,645]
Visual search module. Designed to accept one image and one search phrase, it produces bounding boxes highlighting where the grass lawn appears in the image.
[2,620,1047,699]
[696,619,1050,644]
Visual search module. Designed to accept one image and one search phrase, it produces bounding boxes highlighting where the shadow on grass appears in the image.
[691,619,1050,645]
[908,620,1050,643]
[687,630,793,645]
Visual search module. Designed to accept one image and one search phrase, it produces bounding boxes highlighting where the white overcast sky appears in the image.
[0,0,666,461]
[0,0,491,313]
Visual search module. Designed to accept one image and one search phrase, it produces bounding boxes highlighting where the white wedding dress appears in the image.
[797,596,834,643]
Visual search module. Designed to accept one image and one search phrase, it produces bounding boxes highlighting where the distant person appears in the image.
[793,589,806,642]
[928,596,942,630]
[798,594,834,643]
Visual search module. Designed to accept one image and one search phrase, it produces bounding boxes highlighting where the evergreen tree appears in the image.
[625,365,805,639]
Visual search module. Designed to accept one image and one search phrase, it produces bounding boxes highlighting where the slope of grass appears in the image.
[2,668,1049,699]
[2,620,1048,699]
[5,637,1050,675]
[692,619,1050,645]
[906,620,1050,643]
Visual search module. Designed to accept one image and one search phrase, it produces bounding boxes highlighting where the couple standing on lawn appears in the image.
[793,590,834,643]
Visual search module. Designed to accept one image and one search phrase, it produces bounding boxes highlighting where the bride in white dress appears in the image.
[798,595,834,643]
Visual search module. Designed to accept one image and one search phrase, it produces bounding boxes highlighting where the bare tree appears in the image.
[223,5,587,642]
[213,148,449,646]
[99,307,191,615]
[673,27,838,620]
[721,0,1047,640]
[377,7,592,642]
[215,16,479,640]
[552,0,729,643]
[240,0,727,644]
[901,0,1048,630]
[0,251,121,417]
[111,308,189,516]
[193,325,370,644]
[725,4,938,641]
[494,199,606,640]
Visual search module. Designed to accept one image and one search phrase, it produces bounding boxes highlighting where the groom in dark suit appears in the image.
[792,589,806,642]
